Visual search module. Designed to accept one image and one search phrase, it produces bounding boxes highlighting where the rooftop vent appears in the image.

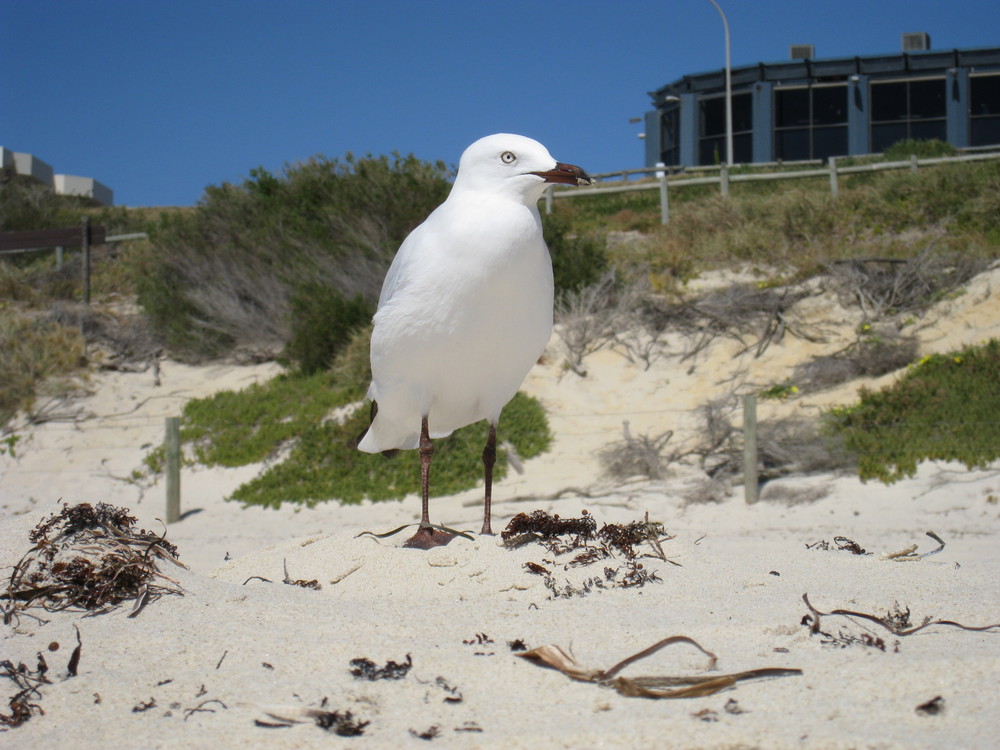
[790,44,815,60]
[902,32,930,51]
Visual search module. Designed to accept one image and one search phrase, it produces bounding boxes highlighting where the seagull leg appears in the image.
[404,416,454,549]
[481,423,497,535]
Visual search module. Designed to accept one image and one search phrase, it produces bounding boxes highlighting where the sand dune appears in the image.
[2,267,998,748]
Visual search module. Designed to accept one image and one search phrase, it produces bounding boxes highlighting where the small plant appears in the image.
[759,382,798,400]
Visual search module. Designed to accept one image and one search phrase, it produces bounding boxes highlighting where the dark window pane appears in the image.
[971,117,1000,146]
[872,81,907,121]
[776,88,809,127]
[971,74,1000,116]
[909,78,945,119]
[700,97,725,137]
[699,136,725,165]
[732,93,753,133]
[813,86,847,125]
[909,119,947,141]
[775,129,810,161]
[734,132,752,163]
[872,122,907,152]
[812,126,848,159]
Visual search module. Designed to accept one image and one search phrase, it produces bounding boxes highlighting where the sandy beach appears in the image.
[2,266,998,749]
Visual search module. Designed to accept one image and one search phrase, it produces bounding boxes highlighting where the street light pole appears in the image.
[707,0,733,167]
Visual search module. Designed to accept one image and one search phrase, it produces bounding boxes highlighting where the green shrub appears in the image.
[136,153,450,359]
[281,284,372,375]
[230,390,550,507]
[155,362,550,508]
[824,339,1000,483]
[179,371,353,467]
[543,206,608,294]
[883,138,957,160]
[0,311,85,425]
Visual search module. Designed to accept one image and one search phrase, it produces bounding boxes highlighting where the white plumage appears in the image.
[357,133,591,547]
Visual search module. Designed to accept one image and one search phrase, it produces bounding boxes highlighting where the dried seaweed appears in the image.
[0,655,49,728]
[804,536,870,555]
[516,635,801,699]
[462,633,495,655]
[916,696,945,716]
[805,531,946,560]
[183,698,227,721]
[410,725,441,740]
[260,706,370,736]
[502,510,675,596]
[802,594,1000,636]
[282,559,320,590]
[4,503,185,618]
[501,510,597,545]
[349,654,413,680]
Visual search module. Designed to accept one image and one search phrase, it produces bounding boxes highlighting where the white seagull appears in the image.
[357,133,592,548]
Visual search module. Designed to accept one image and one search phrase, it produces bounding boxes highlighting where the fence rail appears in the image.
[545,148,1000,224]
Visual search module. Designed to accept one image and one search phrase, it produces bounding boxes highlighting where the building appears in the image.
[1,146,114,205]
[644,35,1000,168]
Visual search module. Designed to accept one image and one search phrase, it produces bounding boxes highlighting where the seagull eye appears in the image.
[500,151,517,164]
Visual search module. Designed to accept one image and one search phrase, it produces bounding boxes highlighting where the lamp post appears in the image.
[706,0,733,167]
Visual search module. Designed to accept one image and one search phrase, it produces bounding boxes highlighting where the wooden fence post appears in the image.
[544,184,553,214]
[742,394,759,504]
[165,417,181,523]
[81,217,91,306]
[910,154,919,174]
[720,164,730,197]
[828,156,839,200]
[657,162,670,225]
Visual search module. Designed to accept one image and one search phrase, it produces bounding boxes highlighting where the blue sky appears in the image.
[3,1,996,207]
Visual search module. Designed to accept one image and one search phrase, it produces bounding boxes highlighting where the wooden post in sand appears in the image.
[165,417,181,523]
[657,162,670,225]
[742,394,759,504]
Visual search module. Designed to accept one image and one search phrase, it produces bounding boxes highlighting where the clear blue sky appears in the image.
[3,0,996,207]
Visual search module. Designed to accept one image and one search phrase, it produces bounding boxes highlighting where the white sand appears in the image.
[2,267,999,748]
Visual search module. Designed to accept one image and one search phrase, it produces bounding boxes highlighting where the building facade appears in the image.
[644,38,1000,168]
[0,146,114,206]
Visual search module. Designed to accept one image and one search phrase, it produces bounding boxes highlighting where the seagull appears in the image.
[357,133,592,549]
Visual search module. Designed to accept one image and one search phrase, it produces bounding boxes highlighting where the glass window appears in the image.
[773,85,847,160]
[909,79,946,119]
[971,74,1000,116]
[698,93,753,164]
[659,106,680,167]
[776,89,809,128]
[699,136,724,166]
[909,120,947,141]
[872,123,908,152]
[813,86,847,125]
[870,78,947,152]
[701,97,726,138]
[812,126,848,159]
[971,118,1000,146]
[732,93,753,133]
[970,74,1000,147]
[872,81,908,121]
[775,129,810,161]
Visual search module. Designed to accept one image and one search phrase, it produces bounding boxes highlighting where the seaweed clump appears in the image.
[4,502,184,619]
[501,510,674,596]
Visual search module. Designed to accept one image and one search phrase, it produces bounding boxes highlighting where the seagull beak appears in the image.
[530,162,593,187]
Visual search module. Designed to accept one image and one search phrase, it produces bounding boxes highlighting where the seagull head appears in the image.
[453,133,592,203]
